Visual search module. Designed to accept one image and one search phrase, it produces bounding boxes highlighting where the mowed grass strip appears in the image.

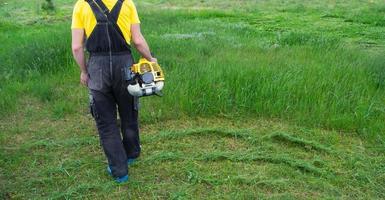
[1,112,384,199]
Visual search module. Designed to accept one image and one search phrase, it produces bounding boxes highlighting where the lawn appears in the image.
[0,0,384,199]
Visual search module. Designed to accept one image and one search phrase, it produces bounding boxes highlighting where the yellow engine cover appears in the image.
[131,58,165,82]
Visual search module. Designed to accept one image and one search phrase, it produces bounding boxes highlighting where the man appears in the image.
[71,0,156,183]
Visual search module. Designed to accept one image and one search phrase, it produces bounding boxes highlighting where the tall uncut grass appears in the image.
[140,10,385,137]
[0,23,74,116]
[1,4,385,138]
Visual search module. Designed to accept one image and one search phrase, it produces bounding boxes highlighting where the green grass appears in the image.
[1,0,385,199]
[1,115,384,199]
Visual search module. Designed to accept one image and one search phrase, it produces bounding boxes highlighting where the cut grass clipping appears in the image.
[266,132,333,153]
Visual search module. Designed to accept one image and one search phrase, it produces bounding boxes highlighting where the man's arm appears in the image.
[131,24,157,62]
[71,29,88,86]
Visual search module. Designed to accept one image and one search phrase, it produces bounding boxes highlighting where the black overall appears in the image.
[85,0,140,178]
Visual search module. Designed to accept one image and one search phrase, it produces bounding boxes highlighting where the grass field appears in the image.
[1,0,385,199]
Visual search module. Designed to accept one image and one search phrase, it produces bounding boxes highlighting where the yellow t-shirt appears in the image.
[71,0,140,44]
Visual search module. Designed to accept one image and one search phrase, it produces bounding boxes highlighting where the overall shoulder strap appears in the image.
[93,0,125,23]
[93,0,109,15]
[85,0,107,22]
[110,0,125,23]
[86,0,131,49]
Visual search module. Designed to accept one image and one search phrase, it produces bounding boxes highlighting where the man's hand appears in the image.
[80,72,89,86]
[150,57,158,63]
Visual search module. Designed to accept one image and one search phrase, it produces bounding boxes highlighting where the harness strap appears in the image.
[110,0,124,22]
[94,0,124,23]
[86,0,107,22]
[86,0,125,23]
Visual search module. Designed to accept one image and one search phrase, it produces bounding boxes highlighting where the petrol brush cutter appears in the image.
[126,58,165,97]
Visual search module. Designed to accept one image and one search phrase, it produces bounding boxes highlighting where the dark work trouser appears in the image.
[88,53,140,178]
